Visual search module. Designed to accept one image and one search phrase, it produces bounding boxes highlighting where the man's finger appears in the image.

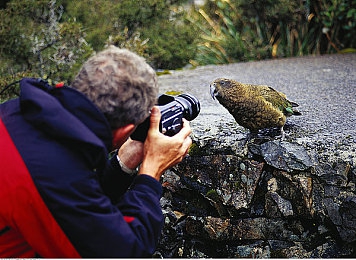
[176,119,192,138]
[149,106,161,133]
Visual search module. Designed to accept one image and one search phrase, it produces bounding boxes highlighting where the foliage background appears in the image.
[1,0,355,101]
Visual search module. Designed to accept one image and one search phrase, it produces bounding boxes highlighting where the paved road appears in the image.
[157,53,356,163]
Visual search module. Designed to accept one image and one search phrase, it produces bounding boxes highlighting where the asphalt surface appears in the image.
[157,53,356,164]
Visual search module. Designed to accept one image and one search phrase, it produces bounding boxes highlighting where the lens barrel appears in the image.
[175,93,200,121]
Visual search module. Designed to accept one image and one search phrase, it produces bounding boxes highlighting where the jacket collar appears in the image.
[19,78,113,153]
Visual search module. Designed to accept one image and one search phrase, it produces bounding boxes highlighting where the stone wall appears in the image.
[155,137,355,257]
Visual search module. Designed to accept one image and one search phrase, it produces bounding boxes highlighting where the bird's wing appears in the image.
[252,85,294,115]
[252,85,285,104]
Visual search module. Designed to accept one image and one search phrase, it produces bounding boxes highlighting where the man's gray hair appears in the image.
[71,45,158,129]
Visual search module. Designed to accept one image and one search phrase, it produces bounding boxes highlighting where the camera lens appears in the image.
[175,93,200,121]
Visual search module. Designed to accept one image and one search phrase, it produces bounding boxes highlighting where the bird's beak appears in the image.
[210,83,217,100]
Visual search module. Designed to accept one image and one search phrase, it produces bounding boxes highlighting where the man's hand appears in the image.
[118,138,144,170]
[139,106,192,181]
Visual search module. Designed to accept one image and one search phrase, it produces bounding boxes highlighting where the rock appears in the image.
[325,194,356,243]
[171,155,264,215]
[254,140,314,172]
[185,216,307,241]
[231,240,270,258]
[339,196,356,243]
[265,190,294,217]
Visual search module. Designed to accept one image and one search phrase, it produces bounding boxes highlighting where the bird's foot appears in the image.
[248,127,285,144]
[280,127,286,141]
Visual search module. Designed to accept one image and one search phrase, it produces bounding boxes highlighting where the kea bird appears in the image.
[210,78,301,137]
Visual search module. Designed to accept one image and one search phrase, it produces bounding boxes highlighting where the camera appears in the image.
[130,93,200,142]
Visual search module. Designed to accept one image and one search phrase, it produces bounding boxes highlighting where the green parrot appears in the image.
[210,78,301,133]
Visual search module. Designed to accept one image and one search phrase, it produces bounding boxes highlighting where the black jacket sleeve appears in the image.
[99,155,137,204]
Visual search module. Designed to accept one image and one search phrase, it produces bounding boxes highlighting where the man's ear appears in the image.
[112,124,136,148]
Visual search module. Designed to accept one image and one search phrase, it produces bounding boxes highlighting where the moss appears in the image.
[188,142,204,156]
[164,90,183,96]
[156,70,172,76]
[206,189,219,201]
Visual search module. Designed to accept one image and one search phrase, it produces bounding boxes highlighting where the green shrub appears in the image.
[141,19,198,69]
[0,0,93,99]
[62,0,197,69]
[189,0,355,66]
[111,0,198,69]
[1,0,354,103]
[314,0,356,53]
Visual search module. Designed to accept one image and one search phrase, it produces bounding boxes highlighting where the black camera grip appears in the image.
[130,117,150,142]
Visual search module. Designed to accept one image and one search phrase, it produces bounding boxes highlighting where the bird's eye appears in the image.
[220,80,225,85]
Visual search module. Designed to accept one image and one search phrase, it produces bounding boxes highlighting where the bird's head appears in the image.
[210,78,232,100]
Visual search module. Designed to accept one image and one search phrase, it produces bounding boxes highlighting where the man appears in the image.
[0,46,192,257]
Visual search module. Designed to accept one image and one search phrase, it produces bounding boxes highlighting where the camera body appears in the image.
[157,93,200,136]
[130,93,200,142]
